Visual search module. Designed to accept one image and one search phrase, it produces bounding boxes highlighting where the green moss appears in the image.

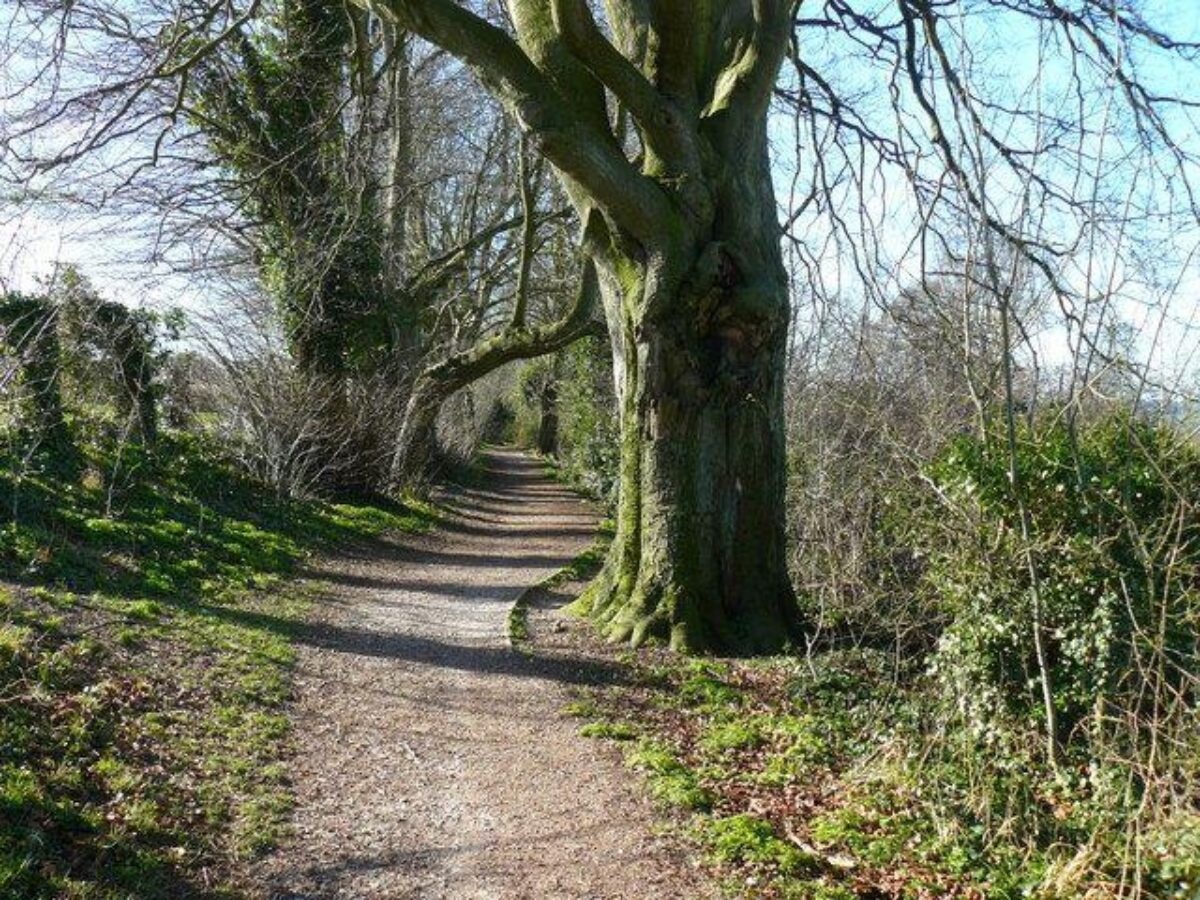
[121,599,163,622]
[649,773,714,811]
[566,579,599,616]
[562,697,599,719]
[325,498,438,536]
[700,718,765,753]
[579,721,637,740]
[30,587,77,609]
[756,715,831,785]
[507,598,531,645]
[810,804,912,868]
[626,739,683,775]
[625,739,714,811]
[0,623,31,659]
[547,540,608,588]
[780,883,857,900]
[564,536,616,619]
[677,661,743,712]
[92,756,140,793]
[701,813,816,876]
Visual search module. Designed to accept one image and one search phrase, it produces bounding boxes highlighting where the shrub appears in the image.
[920,414,1199,751]
[889,412,1200,885]
[0,293,74,463]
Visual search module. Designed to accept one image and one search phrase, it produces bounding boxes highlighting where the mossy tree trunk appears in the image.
[356,0,802,651]
[0,295,74,458]
[536,375,558,455]
[582,133,797,653]
[91,303,158,446]
[194,0,393,378]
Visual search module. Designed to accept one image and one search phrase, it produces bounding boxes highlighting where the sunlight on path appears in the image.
[248,450,709,899]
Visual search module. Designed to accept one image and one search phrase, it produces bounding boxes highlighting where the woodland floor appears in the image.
[246,449,712,899]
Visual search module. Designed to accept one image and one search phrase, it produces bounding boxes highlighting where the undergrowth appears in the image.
[0,433,436,898]
[567,412,1199,898]
[576,645,1199,898]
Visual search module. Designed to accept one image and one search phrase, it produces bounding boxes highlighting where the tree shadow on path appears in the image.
[201,601,625,688]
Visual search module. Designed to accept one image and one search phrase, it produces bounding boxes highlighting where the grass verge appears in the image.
[1,434,436,898]
[506,528,610,651]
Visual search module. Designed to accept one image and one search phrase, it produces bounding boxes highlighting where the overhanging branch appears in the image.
[356,0,674,244]
[550,0,700,176]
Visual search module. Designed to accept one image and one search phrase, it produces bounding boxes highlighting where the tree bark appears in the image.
[392,388,439,484]
[589,320,797,652]
[582,148,800,653]
[536,377,557,455]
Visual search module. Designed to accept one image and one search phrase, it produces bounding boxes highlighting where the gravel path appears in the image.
[249,449,710,899]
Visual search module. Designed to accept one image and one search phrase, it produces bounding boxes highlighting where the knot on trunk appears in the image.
[680,241,781,349]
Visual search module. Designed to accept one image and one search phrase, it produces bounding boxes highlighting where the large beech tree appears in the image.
[341,0,1200,654]
[350,0,804,652]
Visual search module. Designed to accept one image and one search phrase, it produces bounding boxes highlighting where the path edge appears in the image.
[507,536,610,652]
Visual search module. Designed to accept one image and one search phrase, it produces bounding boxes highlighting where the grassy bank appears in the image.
[0,435,436,898]
[572,647,1197,899]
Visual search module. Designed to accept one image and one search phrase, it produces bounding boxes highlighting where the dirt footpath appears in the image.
[248,449,711,899]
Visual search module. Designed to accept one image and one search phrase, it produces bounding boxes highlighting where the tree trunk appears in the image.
[114,334,157,446]
[391,374,444,486]
[585,299,798,652]
[135,387,158,446]
[536,378,557,455]
[583,150,801,654]
[0,296,75,463]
